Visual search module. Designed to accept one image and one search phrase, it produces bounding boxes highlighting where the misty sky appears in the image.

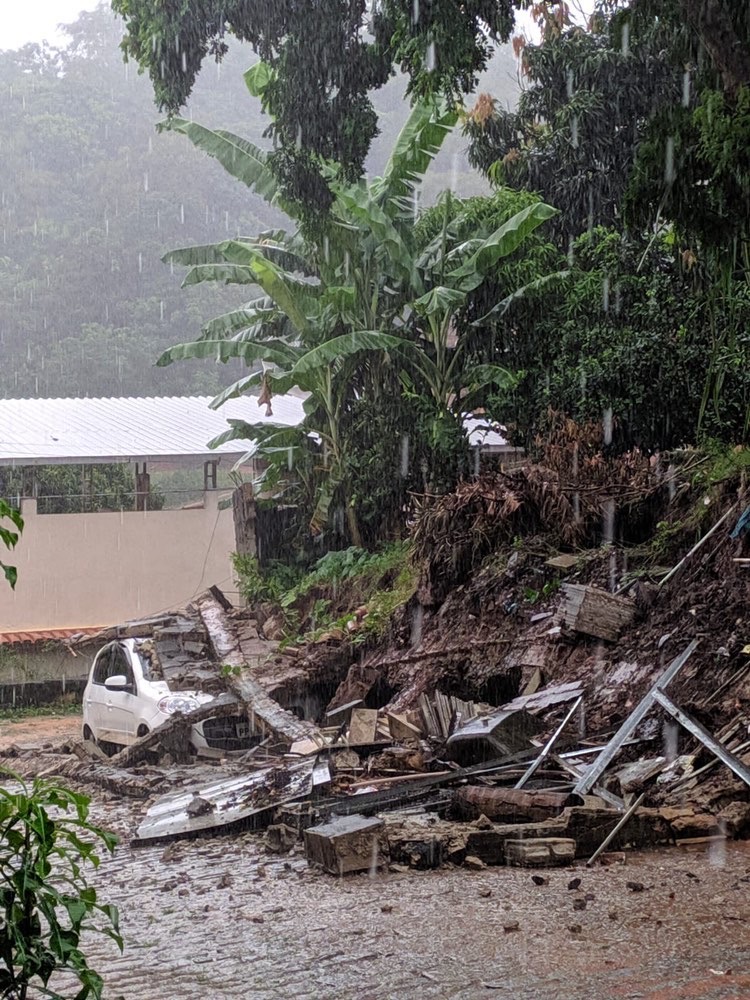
[1,0,99,50]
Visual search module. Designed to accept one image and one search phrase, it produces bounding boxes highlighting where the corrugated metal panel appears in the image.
[0,395,306,466]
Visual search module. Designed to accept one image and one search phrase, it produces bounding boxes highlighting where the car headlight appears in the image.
[157,694,202,716]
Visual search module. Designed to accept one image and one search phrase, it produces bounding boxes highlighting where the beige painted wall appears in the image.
[0,492,240,630]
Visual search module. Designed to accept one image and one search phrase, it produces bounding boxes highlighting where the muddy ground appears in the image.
[4,716,750,1000]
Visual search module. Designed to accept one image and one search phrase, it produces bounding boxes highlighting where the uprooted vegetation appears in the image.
[235,542,416,648]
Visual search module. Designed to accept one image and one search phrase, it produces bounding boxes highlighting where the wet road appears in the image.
[5,718,749,999]
[78,814,750,1000]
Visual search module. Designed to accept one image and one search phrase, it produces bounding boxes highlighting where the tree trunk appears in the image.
[346,502,363,548]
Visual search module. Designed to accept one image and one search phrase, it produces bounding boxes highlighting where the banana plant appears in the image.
[156,67,557,537]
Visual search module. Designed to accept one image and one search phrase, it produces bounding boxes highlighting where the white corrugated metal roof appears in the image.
[0,395,306,466]
[463,416,512,450]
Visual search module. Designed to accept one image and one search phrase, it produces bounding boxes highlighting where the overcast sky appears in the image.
[0,0,100,50]
[0,1,559,58]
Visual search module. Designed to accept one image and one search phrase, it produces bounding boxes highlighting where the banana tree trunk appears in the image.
[346,502,363,548]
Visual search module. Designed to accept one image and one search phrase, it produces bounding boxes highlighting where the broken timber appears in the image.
[453,786,577,823]
[196,590,323,748]
[109,695,239,767]
[559,583,635,642]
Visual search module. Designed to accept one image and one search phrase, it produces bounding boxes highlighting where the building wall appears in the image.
[0,492,241,630]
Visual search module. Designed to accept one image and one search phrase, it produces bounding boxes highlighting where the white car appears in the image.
[82,638,255,753]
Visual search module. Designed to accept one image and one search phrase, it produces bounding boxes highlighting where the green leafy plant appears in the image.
[0,774,121,999]
[0,500,23,590]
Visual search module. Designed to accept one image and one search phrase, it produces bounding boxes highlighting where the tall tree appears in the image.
[111,0,523,219]
[156,84,556,542]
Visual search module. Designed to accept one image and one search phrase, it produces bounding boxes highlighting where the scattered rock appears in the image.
[718,802,750,839]
[473,814,494,830]
[567,877,581,891]
[464,855,487,870]
[502,920,520,933]
[531,875,548,886]
[626,881,646,893]
[568,924,582,935]
[572,897,587,911]
[479,888,492,898]
[381,904,393,913]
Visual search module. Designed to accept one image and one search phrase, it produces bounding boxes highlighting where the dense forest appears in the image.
[3,0,750,551]
[0,4,518,400]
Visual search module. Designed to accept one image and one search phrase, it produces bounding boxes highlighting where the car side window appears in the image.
[110,646,135,690]
[92,645,115,686]
[92,644,135,689]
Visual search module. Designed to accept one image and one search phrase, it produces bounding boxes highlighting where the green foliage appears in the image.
[0,465,163,515]
[282,542,411,606]
[485,226,750,449]
[351,561,417,643]
[0,500,22,590]
[231,554,301,605]
[112,0,520,220]
[0,701,81,722]
[0,775,121,999]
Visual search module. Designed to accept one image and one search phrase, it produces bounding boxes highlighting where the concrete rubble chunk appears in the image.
[196,590,324,748]
[504,837,576,867]
[304,814,389,875]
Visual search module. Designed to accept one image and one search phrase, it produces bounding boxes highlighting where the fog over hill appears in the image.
[0,4,518,399]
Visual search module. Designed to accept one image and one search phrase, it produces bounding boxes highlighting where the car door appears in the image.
[85,644,118,742]
[103,644,139,745]
[85,643,138,745]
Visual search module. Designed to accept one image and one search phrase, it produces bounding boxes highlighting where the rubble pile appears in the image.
[3,464,749,881]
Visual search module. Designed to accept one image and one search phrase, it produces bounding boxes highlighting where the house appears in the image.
[0,394,304,633]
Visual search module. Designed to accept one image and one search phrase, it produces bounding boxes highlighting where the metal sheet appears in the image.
[0,394,307,466]
[501,681,584,714]
[134,758,315,843]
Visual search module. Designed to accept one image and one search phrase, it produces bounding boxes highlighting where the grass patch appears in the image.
[0,699,82,721]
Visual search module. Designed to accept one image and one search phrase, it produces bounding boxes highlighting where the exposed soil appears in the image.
[0,712,82,750]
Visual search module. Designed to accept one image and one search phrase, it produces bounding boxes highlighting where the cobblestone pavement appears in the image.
[76,799,750,1000]
[6,717,748,1000]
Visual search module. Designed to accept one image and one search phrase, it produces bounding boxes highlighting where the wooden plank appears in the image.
[559,583,635,642]
[348,708,378,745]
[387,713,423,741]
